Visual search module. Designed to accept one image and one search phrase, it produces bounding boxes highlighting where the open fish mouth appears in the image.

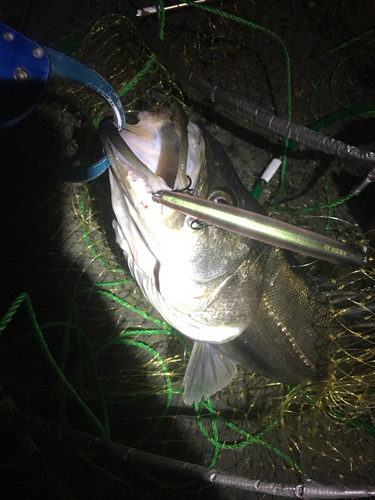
[99,102,204,194]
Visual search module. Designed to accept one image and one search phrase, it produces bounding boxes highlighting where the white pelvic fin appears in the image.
[183,342,237,405]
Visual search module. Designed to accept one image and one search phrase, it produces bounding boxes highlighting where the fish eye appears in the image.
[208,190,233,205]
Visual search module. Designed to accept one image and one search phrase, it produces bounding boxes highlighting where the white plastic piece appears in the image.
[261,157,282,183]
[137,7,156,16]
[137,1,208,17]
[183,342,237,405]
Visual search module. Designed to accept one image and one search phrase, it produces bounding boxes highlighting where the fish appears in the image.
[99,103,333,405]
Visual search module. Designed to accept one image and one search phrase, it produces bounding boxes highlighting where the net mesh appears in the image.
[1,2,375,498]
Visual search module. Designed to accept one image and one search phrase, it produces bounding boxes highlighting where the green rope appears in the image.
[5,8,373,488]
[0,293,110,442]
[92,279,134,287]
[119,329,170,336]
[182,0,290,84]
[311,31,375,119]
[155,0,166,41]
[181,0,292,117]
[199,400,279,442]
[181,0,292,206]
[0,294,26,335]
[92,51,158,129]
[0,289,175,445]
[325,28,375,56]
[204,398,220,468]
[91,0,165,130]
[194,399,307,478]
[118,54,157,98]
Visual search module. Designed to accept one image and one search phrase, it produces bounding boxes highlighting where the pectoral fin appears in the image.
[183,342,237,405]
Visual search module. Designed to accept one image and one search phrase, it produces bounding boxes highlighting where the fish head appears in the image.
[103,105,203,239]
[100,104,260,343]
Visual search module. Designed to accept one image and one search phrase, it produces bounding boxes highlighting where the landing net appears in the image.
[1,2,375,498]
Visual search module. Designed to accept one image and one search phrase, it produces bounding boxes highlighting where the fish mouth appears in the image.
[99,103,203,194]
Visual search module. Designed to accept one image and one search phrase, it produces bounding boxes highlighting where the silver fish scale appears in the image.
[218,244,332,383]
[189,226,251,283]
